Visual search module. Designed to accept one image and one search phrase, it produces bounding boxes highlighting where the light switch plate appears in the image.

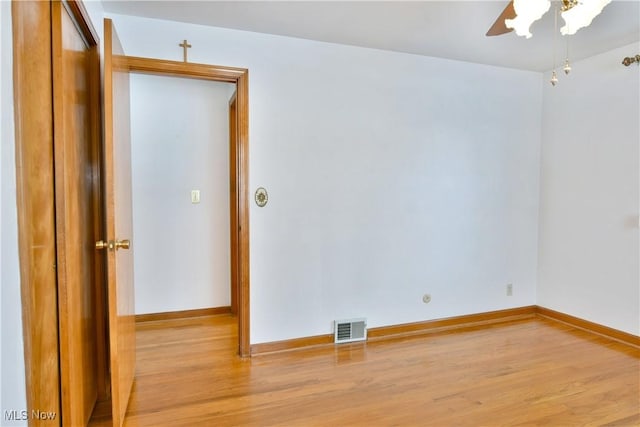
[191,190,200,204]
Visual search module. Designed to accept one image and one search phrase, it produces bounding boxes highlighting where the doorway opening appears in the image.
[128,74,237,322]
[118,56,251,357]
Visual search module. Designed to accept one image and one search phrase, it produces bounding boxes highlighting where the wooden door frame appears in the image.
[229,91,239,316]
[12,0,106,424]
[118,55,251,357]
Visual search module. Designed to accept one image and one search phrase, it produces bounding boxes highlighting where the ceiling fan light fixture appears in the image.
[505,0,551,38]
[561,0,579,12]
[560,0,612,35]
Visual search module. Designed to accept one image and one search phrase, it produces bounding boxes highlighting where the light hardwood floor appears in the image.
[89,314,640,426]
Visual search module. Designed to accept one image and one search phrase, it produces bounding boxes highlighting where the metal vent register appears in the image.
[334,318,367,343]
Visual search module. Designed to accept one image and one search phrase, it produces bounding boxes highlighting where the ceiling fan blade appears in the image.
[486,0,516,36]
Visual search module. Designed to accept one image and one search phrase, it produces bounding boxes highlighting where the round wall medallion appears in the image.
[255,187,268,207]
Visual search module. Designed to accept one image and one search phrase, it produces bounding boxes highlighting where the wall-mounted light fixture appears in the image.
[622,55,640,67]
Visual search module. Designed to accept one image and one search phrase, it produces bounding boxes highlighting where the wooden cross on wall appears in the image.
[179,39,192,62]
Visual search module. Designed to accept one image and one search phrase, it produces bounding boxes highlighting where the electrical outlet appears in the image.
[422,294,432,304]
[506,283,513,296]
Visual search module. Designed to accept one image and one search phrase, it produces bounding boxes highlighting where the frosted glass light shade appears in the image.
[561,0,612,35]
[505,0,551,38]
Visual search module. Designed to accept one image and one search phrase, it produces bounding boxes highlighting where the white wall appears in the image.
[130,74,235,314]
[538,42,640,335]
[109,14,544,344]
[0,1,28,424]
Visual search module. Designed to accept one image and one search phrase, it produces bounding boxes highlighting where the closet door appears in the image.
[103,18,136,427]
[52,1,102,425]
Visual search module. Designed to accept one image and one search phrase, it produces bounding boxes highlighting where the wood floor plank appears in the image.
[89,315,639,426]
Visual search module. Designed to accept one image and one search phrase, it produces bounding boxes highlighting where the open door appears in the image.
[102,18,136,427]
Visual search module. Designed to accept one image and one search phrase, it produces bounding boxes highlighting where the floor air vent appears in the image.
[334,318,367,344]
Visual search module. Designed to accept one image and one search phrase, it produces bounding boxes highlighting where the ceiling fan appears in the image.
[486,0,612,38]
[486,1,516,37]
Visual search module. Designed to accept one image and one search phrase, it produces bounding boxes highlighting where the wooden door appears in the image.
[51,1,101,425]
[103,18,136,427]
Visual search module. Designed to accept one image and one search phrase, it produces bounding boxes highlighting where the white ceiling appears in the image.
[102,0,640,72]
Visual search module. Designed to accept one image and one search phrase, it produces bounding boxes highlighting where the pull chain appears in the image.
[550,2,559,86]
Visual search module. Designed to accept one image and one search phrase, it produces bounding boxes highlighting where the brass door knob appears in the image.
[114,239,131,250]
[95,239,130,250]
[95,240,111,250]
